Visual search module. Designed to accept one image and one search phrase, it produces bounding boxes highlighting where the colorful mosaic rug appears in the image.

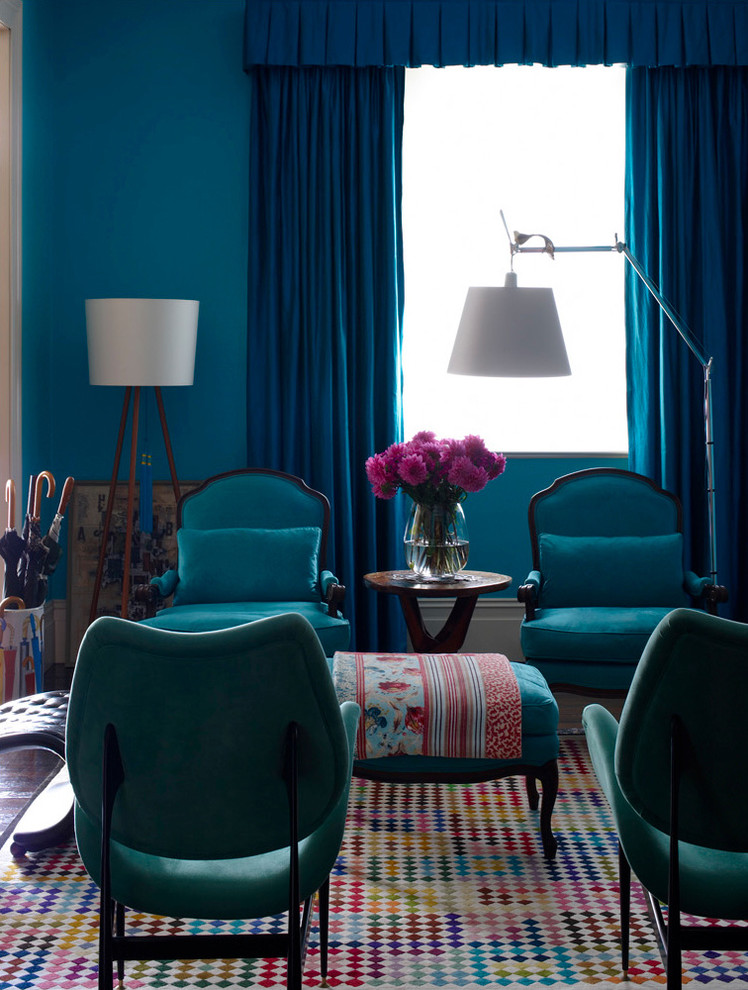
[1,738,745,989]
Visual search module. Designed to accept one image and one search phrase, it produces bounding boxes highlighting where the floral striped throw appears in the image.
[333,651,522,761]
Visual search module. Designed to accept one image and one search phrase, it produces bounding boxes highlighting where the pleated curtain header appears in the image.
[243,0,748,68]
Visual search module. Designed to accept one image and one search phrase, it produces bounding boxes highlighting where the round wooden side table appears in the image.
[363,569,511,653]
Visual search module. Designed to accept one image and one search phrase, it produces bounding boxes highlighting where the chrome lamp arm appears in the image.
[510,226,717,585]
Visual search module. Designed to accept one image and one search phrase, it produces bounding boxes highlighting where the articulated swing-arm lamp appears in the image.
[505,213,717,585]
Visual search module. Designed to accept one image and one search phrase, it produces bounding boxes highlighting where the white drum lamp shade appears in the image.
[448,274,571,378]
[86,298,199,386]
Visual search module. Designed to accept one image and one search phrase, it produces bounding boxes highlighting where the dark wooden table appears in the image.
[363,570,512,653]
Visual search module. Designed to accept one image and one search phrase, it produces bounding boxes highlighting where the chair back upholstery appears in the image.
[66,613,351,861]
[617,608,748,853]
[527,468,688,610]
[179,469,330,569]
[529,468,682,565]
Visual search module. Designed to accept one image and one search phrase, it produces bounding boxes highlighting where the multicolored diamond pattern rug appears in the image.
[1,737,746,989]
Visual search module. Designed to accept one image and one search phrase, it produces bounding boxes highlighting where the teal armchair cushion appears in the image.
[142,601,351,658]
[173,526,321,606]
[538,532,687,608]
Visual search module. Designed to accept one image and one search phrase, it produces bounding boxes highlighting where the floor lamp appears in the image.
[448,212,718,584]
[86,298,199,621]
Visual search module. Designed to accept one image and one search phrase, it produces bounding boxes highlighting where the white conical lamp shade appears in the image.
[86,298,199,386]
[448,273,571,378]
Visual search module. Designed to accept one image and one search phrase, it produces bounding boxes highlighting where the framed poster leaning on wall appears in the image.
[66,481,196,665]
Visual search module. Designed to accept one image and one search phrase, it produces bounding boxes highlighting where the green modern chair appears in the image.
[518,468,727,692]
[583,608,748,989]
[66,613,359,990]
[137,468,350,657]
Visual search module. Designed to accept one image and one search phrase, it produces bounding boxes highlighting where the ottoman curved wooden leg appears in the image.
[525,774,539,810]
[535,759,559,860]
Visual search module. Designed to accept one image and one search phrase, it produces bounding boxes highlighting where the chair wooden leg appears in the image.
[537,760,558,860]
[619,842,630,974]
[525,774,539,810]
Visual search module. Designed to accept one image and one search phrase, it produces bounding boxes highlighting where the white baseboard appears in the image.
[408,598,524,659]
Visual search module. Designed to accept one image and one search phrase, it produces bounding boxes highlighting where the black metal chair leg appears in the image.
[286,723,302,990]
[319,878,330,982]
[115,902,125,988]
[619,842,630,973]
[99,896,114,990]
[666,910,681,990]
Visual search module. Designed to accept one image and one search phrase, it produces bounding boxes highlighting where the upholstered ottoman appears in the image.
[332,652,559,859]
[0,690,73,857]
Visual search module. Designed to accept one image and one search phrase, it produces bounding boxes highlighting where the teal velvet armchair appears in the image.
[66,613,360,990]
[138,468,350,656]
[518,468,727,692]
[583,609,748,988]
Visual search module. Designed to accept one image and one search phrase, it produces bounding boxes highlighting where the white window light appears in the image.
[402,64,627,455]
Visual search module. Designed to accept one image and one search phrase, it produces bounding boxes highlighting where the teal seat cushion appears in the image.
[173,527,321,606]
[348,661,559,773]
[141,602,350,657]
[74,699,360,920]
[538,533,688,608]
[521,606,674,663]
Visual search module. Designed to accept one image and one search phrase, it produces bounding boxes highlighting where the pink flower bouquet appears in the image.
[365,431,506,508]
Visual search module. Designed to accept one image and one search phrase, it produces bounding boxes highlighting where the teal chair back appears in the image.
[67,612,351,862]
[530,467,681,550]
[616,607,748,853]
[583,608,748,986]
[180,468,330,567]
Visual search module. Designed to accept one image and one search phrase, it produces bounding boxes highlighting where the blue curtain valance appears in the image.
[243,0,748,69]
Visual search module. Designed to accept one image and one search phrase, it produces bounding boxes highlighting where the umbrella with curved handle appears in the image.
[42,476,75,576]
[20,471,55,608]
[0,481,25,600]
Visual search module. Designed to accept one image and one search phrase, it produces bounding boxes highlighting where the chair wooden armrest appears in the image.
[704,583,729,615]
[517,583,538,621]
[133,583,163,619]
[325,581,346,618]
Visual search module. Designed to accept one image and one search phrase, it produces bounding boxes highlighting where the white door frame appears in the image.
[0,0,21,531]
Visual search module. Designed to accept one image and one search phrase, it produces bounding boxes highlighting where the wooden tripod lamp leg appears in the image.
[89,388,132,625]
[154,386,181,505]
[89,386,181,626]
[120,387,141,619]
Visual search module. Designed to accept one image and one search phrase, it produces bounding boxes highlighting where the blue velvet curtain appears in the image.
[244,0,748,640]
[625,67,748,618]
[244,0,748,69]
[247,65,407,650]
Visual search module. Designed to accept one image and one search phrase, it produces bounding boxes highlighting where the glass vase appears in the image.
[403,501,469,580]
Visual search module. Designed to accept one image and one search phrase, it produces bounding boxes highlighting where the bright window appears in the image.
[402,65,628,454]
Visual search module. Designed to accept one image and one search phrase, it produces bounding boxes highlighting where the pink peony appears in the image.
[486,451,507,480]
[447,456,489,492]
[366,433,506,503]
[398,453,430,486]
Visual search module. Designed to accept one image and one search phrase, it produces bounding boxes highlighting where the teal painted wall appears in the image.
[22,0,251,598]
[20,0,627,602]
